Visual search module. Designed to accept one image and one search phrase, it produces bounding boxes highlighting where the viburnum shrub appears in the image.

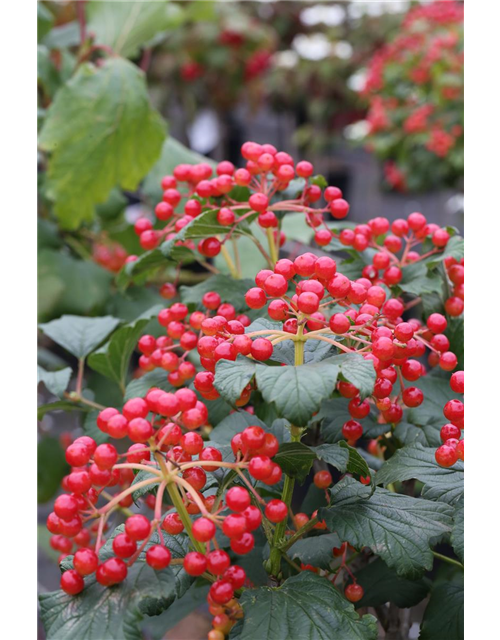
[361,1,464,192]
[38,141,464,639]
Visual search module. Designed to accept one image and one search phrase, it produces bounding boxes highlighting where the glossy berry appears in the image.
[112,533,137,558]
[345,583,364,603]
[183,551,207,576]
[342,420,363,441]
[206,550,231,576]
[162,513,184,535]
[209,580,234,604]
[230,532,255,555]
[225,487,251,512]
[73,548,98,576]
[125,515,151,541]
[265,499,288,523]
[435,444,459,468]
[192,517,216,542]
[60,570,85,595]
[146,545,172,570]
[314,470,332,489]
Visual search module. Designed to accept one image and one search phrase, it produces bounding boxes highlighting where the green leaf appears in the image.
[125,369,175,400]
[313,398,386,444]
[325,353,377,399]
[354,558,430,609]
[288,533,342,570]
[393,420,442,447]
[38,249,113,322]
[88,306,161,387]
[38,400,90,420]
[176,208,255,243]
[86,0,179,59]
[425,235,464,269]
[319,478,454,578]
[446,316,464,370]
[271,336,335,366]
[38,437,69,503]
[37,365,72,398]
[255,361,341,427]
[419,580,464,640]
[180,274,255,311]
[273,442,317,483]
[230,572,377,640]
[399,262,444,297]
[313,441,370,478]
[41,527,193,640]
[116,239,195,289]
[141,583,210,639]
[375,444,464,505]
[213,356,256,405]
[38,2,54,41]
[38,58,166,229]
[142,137,216,205]
[39,315,120,359]
[451,500,464,564]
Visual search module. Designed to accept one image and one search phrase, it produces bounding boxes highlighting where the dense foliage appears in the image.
[39,138,464,639]
[38,3,464,639]
[360,1,464,192]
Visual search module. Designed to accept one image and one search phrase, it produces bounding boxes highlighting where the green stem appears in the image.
[432,551,463,570]
[166,482,205,554]
[267,324,305,578]
[266,227,278,266]
[219,243,239,279]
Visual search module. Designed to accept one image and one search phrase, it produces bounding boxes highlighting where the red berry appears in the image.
[345,583,364,603]
[248,455,274,480]
[184,551,207,576]
[98,558,128,585]
[222,514,247,539]
[60,569,84,595]
[192,517,216,542]
[230,532,255,555]
[342,420,363,441]
[125,515,151,541]
[73,548,98,576]
[94,444,118,470]
[226,487,251,512]
[265,499,288,523]
[209,580,234,604]
[112,533,137,558]
[65,442,91,467]
[440,423,461,443]
[243,505,262,531]
[245,287,267,309]
[450,371,464,394]
[314,470,332,489]
[251,338,273,361]
[435,444,459,468]
[146,544,172,570]
[54,494,78,521]
[206,550,231,576]
[162,513,184,535]
[223,565,246,589]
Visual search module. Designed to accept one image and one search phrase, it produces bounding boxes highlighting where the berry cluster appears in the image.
[361,1,464,191]
[435,370,464,467]
[92,241,130,273]
[49,413,288,637]
[179,249,460,436]
[137,298,250,390]
[129,140,351,266]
